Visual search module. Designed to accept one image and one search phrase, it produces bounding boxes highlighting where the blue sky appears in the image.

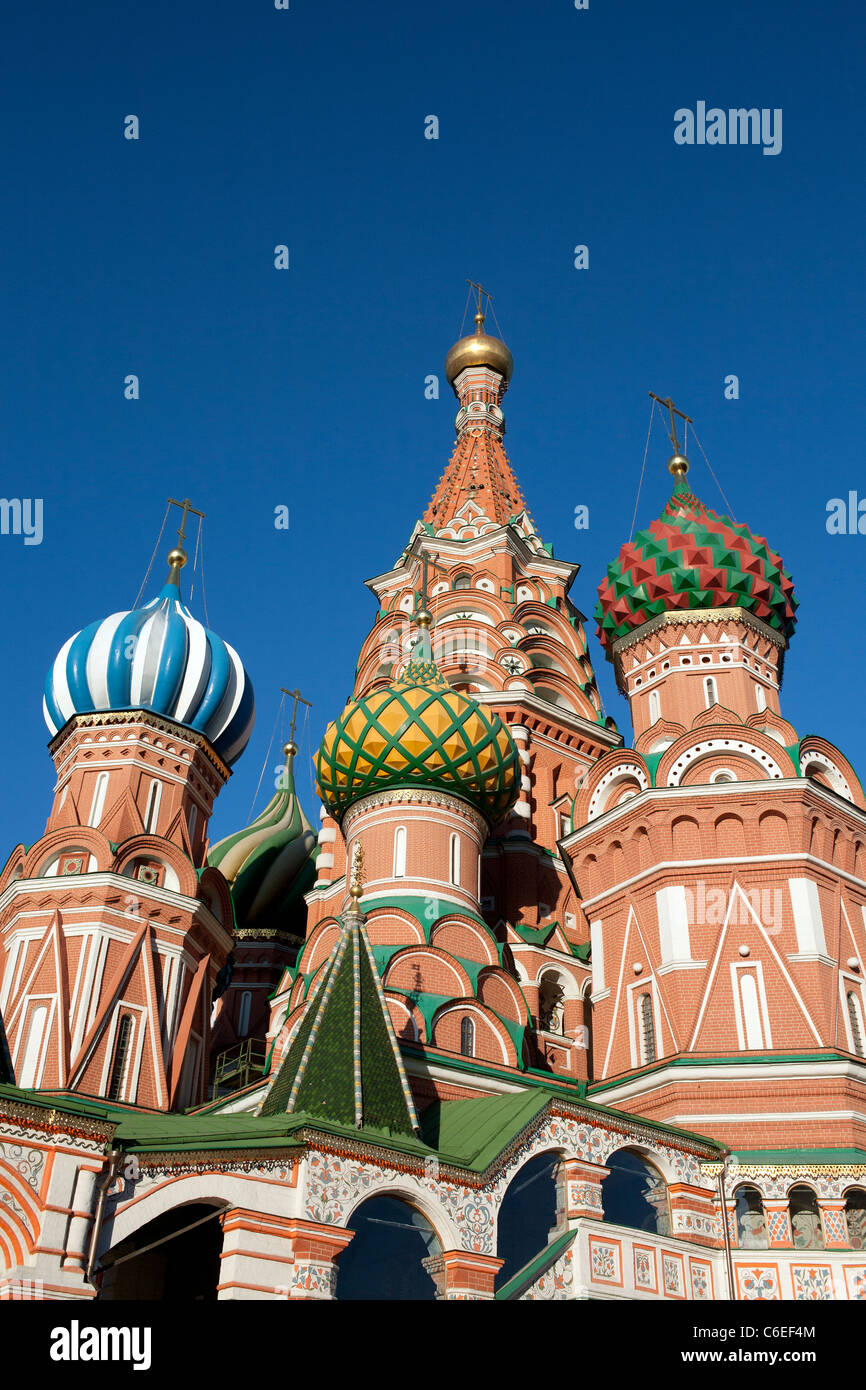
[1,0,864,852]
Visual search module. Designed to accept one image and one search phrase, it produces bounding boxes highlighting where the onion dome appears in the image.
[595,467,798,652]
[316,651,519,825]
[43,547,255,766]
[444,309,513,392]
[209,743,317,930]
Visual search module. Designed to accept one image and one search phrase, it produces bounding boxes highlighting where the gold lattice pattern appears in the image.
[316,659,518,824]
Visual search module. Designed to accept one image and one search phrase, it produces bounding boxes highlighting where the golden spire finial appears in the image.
[649,393,693,477]
[349,840,365,902]
[165,496,205,584]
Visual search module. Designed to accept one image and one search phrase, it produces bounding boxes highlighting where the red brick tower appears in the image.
[0,535,254,1109]
[565,432,866,1160]
[299,297,621,1089]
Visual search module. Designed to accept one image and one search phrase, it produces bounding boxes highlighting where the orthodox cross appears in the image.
[280,687,312,747]
[467,279,493,321]
[167,497,205,549]
[648,394,693,456]
[418,548,443,612]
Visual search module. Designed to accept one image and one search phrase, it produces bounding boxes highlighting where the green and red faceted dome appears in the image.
[595,472,798,651]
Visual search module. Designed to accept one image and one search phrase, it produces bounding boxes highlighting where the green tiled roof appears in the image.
[495,1228,576,1300]
[260,905,419,1137]
[420,1090,549,1169]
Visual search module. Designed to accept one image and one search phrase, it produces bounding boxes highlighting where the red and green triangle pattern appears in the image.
[595,476,798,652]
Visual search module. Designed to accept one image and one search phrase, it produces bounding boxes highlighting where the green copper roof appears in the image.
[727,1148,866,1167]
[420,1090,550,1168]
[260,903,419,1137]
[316,653,519,824]
[208,748,317,932]
[596,473,798,651]
[495,1228,575,1300]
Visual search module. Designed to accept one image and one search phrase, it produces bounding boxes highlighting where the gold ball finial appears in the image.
[416,609,432,629]
[667,453,690,477]
[167,546,188,569]
[283,740,298,759]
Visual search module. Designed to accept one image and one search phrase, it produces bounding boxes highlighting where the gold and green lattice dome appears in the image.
[315,654,519,825]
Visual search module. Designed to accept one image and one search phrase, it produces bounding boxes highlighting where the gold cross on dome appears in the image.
[167,496,205,548]
[648,393,693,456]
[280,687,312,746]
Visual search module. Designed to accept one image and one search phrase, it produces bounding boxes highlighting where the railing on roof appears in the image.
[212,1036,267,1097]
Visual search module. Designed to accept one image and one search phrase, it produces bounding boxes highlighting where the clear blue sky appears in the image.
[2,0,864,854]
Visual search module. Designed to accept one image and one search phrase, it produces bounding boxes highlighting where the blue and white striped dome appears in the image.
[43,568,255,767]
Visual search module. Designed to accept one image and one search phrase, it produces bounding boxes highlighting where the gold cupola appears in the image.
[444,284,513,393]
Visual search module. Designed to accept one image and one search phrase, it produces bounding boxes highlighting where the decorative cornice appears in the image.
[343,787,488,835]
[49,709,231,781]
[0,1100,116,1146]
[611,606,787,665]
[131,1148,299,1175]
[702,1161,866,1180]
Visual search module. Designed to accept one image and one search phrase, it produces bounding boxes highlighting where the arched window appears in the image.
[460,1016,474,1057]
[755,684,767,712]
[789,1186,824,1249]
[88,771,110,828]
[538,972,565,1034]
[847,991,865,1057]
[144,779,162,834]
[638,993,656,1064]
[336,1196,441,1300]
[495,1153,562,1291]
[237,991,252,1038]
[107,1014,133,1101]
[648,690,661,725]
[735,1185,767,1249]
[845,1189,866,1249]
[187,804,198,845]
[18,1004,49,1088]
[393,826,407,879]
[449,833,460,886]
[601,1150,670,1235]
[704,676,718,708]
[453,574,471,591]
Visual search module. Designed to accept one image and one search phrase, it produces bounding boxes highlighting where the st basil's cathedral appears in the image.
[1,301,865,1303]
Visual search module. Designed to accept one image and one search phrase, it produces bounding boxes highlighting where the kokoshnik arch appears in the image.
[1,297,866,1302]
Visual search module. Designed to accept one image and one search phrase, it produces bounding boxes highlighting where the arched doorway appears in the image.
[99,1201,225,1301]
[601,1150,670,1235]
[495,1151,562,1290]
[336,1195,441,1300]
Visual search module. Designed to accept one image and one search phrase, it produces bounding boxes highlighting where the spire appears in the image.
[426,291,537,533]
[260,845,419,1135]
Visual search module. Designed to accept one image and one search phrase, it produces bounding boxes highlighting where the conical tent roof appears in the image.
[260,906,419,1138]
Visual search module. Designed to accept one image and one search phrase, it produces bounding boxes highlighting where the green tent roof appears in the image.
[260,903,419,1138]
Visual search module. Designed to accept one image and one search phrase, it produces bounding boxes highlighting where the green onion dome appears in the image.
[595,473,798,652]
[315,653,519,825]
[209,744,317,932]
